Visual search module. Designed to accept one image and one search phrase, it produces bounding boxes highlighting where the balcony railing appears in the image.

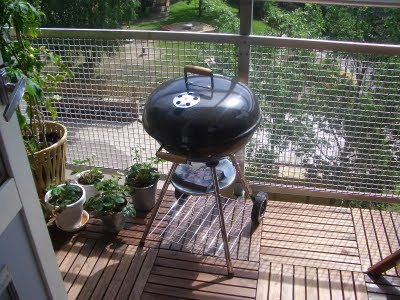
[32,28,400,203]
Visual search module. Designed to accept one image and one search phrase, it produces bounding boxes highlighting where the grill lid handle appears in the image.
[184,65,214,89]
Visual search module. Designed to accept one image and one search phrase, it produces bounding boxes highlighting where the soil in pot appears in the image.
[24,131,61,151]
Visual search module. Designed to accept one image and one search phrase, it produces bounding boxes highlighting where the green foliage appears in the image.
[77,169,104,185]
[132,0,239,33]
[40,0,141,28]
[201,0,239,33]
[72,154,104,185]
[262,3,324,38]
[247,45,400,195]
[324,6,400,43]
[47,182,83,212]
[85,175,135,218]
[0,0,72,154]
[125,149,162,188]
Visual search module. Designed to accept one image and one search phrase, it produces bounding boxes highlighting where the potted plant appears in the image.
[1,0,73,198]
[125,151,162,211]
[85,175,136,232]
[45,182,86,231]
[72,155,104,199]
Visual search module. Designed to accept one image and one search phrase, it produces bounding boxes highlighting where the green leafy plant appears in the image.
[85,175,135,218]
[0,0,72,156]
[72,155,104,185]
[47,182,83,212]
[125,149,162,188]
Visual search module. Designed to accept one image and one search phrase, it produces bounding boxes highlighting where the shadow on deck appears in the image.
[48,191,400,299]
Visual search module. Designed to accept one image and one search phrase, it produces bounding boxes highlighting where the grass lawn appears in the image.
[128,0,274,35]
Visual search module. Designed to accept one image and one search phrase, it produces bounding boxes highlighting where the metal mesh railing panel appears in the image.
[248,46,400,197]
[32,37,237,171]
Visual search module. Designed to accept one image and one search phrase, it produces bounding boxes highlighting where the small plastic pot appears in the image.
[45,184,86,231]
[75,170,103,200]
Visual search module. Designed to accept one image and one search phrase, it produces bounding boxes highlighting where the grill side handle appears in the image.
[184,65,214,89]
[156,148,187,164]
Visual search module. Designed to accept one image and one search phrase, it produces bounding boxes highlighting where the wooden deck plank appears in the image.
[249,220,262,262]
[361,209,383,271]
[116,247,149,300]
[143,283,252,300]
[146,274,256,298]
[266,211,354,227]
[260,253,361,272]
[352,208,371,272]
[64,239,96,292]
[281,264,293,300]
[67,240,106,300]
[141,292,178,300]
[90,243,127,300]
[262,224,356,241]
[55,235,78,266]
[129,248,159,300]
[157,249,259,271]
[294,265,306,300]
[261,231,358,249]
[76,242,115,300]
[306,267,318,300]
[317,268,331,300]
[155,257,258,280]
[267,205,352,220]
[370,210,397,277]
[256,260,270,300]
[180,196,211,254]
[103,245,138,300]
[51,190,400,300]
[381,211,400,276]
[260,238,359,256]
[268,200,351,213]
[238,200,252,261]
[260,246,360,265]
[354,272,368,300]
[227,199,244,260]
[341,271,356,300]
[329,270,343,300]
[390,212,400,242]
[60,237,87,278]
[151,265,257,289]
[268,263,282,300]
[263,218,355,234]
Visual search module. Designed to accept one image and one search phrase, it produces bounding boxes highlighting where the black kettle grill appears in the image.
[139,66,267,277]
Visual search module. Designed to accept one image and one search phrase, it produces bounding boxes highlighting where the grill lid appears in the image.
[143,65,261,161]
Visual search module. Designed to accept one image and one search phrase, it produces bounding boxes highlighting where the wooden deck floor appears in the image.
[49,191,400,299]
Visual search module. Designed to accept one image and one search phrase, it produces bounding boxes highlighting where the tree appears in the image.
[247,4,400,195]
[40,0,141,28]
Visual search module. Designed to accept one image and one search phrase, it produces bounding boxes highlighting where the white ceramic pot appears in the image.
[45,184,86,231]
[75,170,103,200]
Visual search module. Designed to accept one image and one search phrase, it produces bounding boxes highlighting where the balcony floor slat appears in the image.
[48,190,400,299]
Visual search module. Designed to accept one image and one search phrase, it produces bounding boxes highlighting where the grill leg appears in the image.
[140,162,179,247]
[229,154,253,197]
[211,166,234,277]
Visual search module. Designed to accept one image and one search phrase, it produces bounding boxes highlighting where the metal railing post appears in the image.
[234,0,253,195]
